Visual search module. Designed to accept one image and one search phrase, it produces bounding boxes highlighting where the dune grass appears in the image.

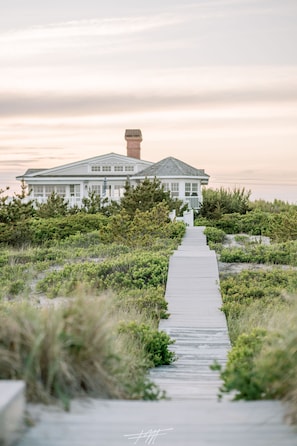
[0,295,168,409]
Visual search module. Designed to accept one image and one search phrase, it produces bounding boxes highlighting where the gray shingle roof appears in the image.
[134,157,209,179]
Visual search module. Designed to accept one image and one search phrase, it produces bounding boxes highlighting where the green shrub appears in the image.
[204,227,226,244]
[100,203,185,248]
[216,309,297,403]
[220,241,297,266]
[250,199,297,213]
[214,329,268,400]
[0,251,9,267]
[30,214,108,245]
[37,251,170,297]
[268,210,297,242]
[117,288,169,320]
[0,264,34,299]
[120,178,184,217]
[118,321,175,367]
[0,220,33,247]
[214,211,271,235]
[199,187,251,220]
[220,270,297,322]
[255,330,297,399]
[194,217,214,227]
[8,280,26,296]
[0,214,108,247]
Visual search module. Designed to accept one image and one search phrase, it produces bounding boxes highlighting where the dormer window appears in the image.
[125,165,134,172]
[91,165,101,172]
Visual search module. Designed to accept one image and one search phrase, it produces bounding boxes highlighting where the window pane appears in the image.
[56,186,66,197]
[70,185,80,197]
[91,185,101,195]
[171,183,179,197]
[33,185,44,197]
[45,185,55,197]
[125,166,134,172]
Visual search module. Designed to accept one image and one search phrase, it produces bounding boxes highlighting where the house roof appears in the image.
[21,169,47,176]
[133,157,209,179]
[17,153,152,179]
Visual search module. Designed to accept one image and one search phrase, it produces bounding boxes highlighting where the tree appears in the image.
[199,187,251,220]
[0,181,35,224]
[36,192,69,218]
[120,177,184,217]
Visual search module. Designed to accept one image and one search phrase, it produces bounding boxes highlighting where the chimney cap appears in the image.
[125,129,142,140]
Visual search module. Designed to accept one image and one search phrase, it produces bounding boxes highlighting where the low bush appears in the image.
[199,187,251,220]
[0,214,108,247]
[0,264,35,300]
[213,328,268,400]
[30,214,108,245]
[117,288,169,320]
[268,210,297,242]
[100,203,185,248]
[204,227,226,244]
[219,241,297,266]
[118,321,175,367]
[216,306,297,404]
[214,211,271,235]
[220,269,297,321]
[37,251,169,297]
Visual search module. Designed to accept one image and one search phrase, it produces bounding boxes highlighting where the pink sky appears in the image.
[1,1,297,203]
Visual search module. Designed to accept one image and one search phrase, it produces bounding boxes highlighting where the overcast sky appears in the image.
[1,0,297,201]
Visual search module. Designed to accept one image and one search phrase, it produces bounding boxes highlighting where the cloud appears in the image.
[0,14,182,46]
[0,86,297,118]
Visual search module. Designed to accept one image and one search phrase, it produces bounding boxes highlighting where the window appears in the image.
[192,183,198,194]
[91,165,101,172]
[114,185,124,198]
[125,165,134,172]
[114,166,123,172]
[162,183,170,192]
[70,185,80,197]
[102,166,111,172]
[45,185,55,197]
[33,185,44,197]
[56,185,66,197]
[185,183,198,196]
[171,183,179,198]
[91,185,101,196]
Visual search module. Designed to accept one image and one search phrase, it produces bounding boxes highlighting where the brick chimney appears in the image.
[125,129,142,159]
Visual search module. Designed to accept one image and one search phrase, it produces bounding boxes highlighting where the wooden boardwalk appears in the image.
[150,227,230,399]
[17,227,297,445]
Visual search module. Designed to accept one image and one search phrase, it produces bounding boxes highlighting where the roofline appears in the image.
[16,175,133,182]
[131,174,210,180]
[19,152,152,178]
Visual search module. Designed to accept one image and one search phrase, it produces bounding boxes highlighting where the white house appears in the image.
[17,129,209,209]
